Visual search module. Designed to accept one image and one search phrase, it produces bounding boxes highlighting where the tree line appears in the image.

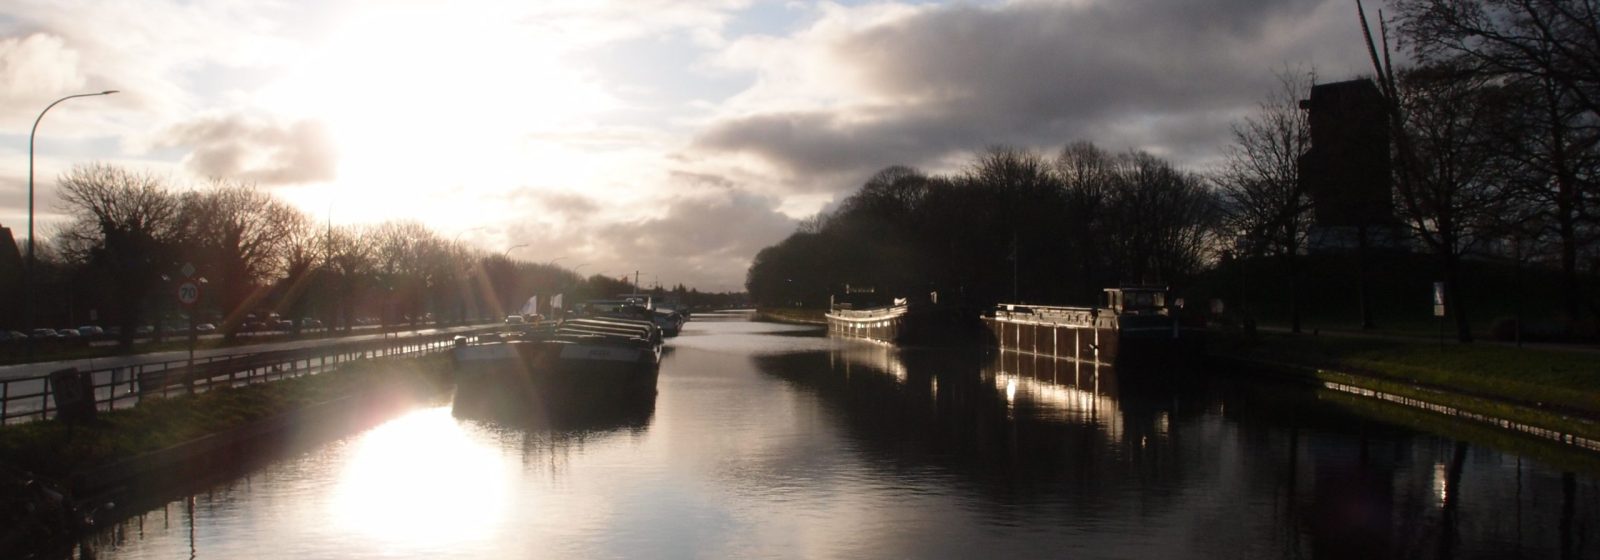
[9,163,739,349]
[749,0,1600,343]
[745,144,1219,311]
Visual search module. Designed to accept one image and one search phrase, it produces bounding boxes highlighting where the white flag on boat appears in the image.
[520,296,538,316]
[551,294,564,309]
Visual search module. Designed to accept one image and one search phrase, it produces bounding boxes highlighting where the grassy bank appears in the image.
[755,307,828,325]
[1209,331,1600,439]
[0,354,453,477]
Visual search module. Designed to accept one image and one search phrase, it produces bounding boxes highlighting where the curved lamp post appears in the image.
[25,90,117,355]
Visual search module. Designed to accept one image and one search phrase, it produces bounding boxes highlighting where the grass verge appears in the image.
[1209,331,1600,441]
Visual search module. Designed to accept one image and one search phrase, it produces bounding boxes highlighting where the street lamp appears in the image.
[25,90,117,355]
[502,243,529,259]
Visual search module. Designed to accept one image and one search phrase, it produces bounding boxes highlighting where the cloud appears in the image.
[595,188,797,290]
[534,191,603,220]
[691,0,1372,193]
[500,182,795,292]
[0,33,87,113]
[159,112,337,185]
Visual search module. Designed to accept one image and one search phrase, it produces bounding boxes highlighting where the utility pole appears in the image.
[634,270,640,293]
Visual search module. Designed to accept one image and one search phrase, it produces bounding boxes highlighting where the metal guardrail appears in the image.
[0,327,501,425]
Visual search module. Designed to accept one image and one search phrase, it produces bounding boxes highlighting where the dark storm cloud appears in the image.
[696,0,1362,189]
[160,113,337,185]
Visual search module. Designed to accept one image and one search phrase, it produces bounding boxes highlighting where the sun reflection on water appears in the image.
[329,407,509,549]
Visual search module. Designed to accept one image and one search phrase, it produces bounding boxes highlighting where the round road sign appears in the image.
[178,281,200,306]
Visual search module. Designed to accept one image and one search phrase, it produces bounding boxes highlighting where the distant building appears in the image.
[1297,78,1405,251]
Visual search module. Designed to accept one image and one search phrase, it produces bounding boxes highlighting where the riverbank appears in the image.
[0,353,454,555]
[0,353,453,478]
[754,307,827,325]
[1207,330,1600,445]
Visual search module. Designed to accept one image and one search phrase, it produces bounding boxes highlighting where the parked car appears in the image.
[301,318,323,329]
[505,315,527,325]
[274,319,294,331]
[30,328,57,339]
[135,325,154,335]
[0,330,28,342]
[56,329,81,339]
[195,323,217,333]
[77,325,104,337]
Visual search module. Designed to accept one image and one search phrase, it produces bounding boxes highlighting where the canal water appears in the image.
[69,313,1597,559]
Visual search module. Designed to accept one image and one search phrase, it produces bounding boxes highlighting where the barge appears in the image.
[826,292,981,347]
[452,317,663,407]
[983,286,1179,367]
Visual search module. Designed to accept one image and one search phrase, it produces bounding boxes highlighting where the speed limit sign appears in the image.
[177,281,200,306]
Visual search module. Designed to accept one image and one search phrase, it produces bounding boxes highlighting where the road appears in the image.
[0,324,496,381]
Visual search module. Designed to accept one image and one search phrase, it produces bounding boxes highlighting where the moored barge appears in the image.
[452,317,663,405]
[983,286,1179,366]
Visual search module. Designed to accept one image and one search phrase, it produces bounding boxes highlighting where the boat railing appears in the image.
[826,304,909,321]
[993,304,1110,327]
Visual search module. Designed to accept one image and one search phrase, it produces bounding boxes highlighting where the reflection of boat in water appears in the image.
[452,374,655,432]
[983,286,1181,367]
[452,317,662,418]
[984,349,1124,438]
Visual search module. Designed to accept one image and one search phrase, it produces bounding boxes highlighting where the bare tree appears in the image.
[177,180,306,337]
[324,225,375,331]
[1215,69,1316,333]
[1394,0,1600,326]
[1056,141,1118,302]
[371,221,442,328]
[56,163,181,347]
[271,218,325,335]
[1394,64,1518,342]
[1105,152,1220,286]
[1393,0,1600,118]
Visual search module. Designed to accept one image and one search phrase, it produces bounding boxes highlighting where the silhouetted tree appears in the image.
[1392,63,1519,342]
[176,181,305,338]
[1393,0,1600,118]
[1395,0,1600,326]
[55,164,181,348]
[1216,70,1316,332]
[324,225,374,331]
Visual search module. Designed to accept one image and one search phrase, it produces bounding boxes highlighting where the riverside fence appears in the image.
[0,328,500,425]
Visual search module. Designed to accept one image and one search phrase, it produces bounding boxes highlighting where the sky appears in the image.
[0,0,1380,292]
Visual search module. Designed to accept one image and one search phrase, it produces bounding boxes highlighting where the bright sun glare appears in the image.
[330,407,509,548]
[263,5,615,224]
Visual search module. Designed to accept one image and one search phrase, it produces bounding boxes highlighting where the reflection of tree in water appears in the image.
[760,344,1600,558]
[755,345,1213,528]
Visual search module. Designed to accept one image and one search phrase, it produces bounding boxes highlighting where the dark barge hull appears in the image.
[983,304,1179,367]
[453,339,660,404]
[827,304,982,347]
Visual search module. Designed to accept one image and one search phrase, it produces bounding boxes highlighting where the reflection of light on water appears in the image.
[330,407,509,548]
[990,370,1124,442]
[834,343,908,383]
[1433,462,1449,507]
